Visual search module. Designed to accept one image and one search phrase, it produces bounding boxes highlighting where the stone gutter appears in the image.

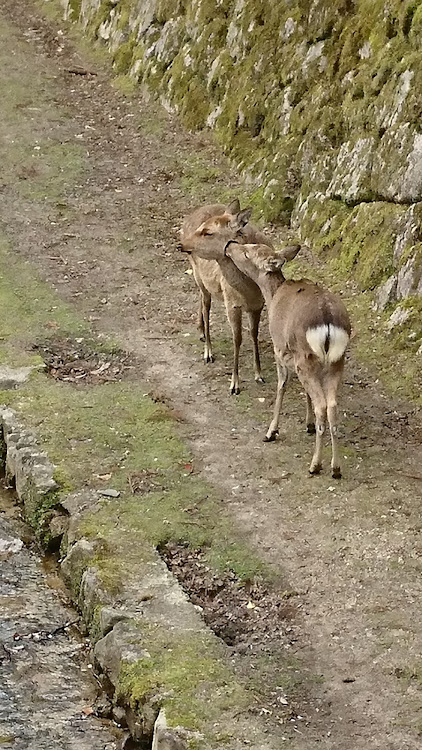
[0,405,197,749]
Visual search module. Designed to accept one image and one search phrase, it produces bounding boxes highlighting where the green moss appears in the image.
[20,483,64,546]
[89,1,115,38]
[67,0,82,20]
[117,627,249,732]
[112,36,137,73]
[301,198,405,289]
[388,296,422,350]
[171,70,210,130]
[180,155,222,197]
[111,73,138,95]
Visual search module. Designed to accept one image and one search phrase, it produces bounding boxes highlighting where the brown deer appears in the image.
[179,199,273,394]
[184,211,351,478]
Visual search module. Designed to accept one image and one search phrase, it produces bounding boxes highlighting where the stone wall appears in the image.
[61,0,422,348]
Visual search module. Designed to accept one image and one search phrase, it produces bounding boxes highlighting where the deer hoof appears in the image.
[309,462,322,475]
[306,423,316,434]
[263,430,278,443]
[255,376,265,384]
[230,385,240,395]
[204,354,214,364]
[332,467,342,480]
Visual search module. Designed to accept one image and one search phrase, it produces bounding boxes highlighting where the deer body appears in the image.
[180,201,272,394]
[183,209,351,476]
[225,242,351,477]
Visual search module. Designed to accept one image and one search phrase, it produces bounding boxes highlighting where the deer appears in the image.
[184,208,351,478]
[179,199,274,394]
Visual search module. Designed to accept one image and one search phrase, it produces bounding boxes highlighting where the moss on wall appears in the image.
[61,0,422,346]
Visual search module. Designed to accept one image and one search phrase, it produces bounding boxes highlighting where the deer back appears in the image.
[269,280,351,361]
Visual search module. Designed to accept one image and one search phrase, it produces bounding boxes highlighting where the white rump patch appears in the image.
[306,325,349,363]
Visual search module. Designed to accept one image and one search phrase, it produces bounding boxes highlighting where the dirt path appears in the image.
[1,2,422,748]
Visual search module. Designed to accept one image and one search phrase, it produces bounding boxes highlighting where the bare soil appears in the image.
[1,2,422,748]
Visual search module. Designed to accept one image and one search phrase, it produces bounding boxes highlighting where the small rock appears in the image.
[0,365,42,390]
[99,606,130,637]
[386,306,411,332]
[98,488,120,498]
[112,706,127,726]
[0,535,24,559]
[93,692,113,719]
[374,275,397,311]
[152,709,187,750]
[48,511,69,548]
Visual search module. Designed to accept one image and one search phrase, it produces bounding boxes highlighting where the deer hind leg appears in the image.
[305,393,315,434]
[247,308,264,383]
[264,358,288,442]
[197,296,205,341]
[201,289,213,363]
[325,358,345,479]
[226,305,243,395]
[296,360,326,474]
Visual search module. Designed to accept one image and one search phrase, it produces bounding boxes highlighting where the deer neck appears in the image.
[257,271,285,306]
[217,255,259,296]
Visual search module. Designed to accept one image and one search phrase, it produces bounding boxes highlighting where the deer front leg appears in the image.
[247,308,264,383]
[201,289,213,363]
[263,359,288,442]
[226,304,242,394]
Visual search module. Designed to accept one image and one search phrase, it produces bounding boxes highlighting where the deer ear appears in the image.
[263,257,286,272]
[279,244,301,262]
[230,207,252,229]
[226,197,241,214]
[197,222,211,236]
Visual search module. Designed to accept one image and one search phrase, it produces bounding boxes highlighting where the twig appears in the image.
[65,67,97,76]
[13,618,80,642]
[395,470,422,481]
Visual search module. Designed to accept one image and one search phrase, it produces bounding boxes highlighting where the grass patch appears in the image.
[0,236,86,365]
[0,226,276,580]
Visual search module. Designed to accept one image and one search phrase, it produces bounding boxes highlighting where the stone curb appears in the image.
[0,406,192,749]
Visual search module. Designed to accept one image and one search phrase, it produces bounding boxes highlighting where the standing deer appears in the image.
[184,211,351,478]
[179,199,273,394]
